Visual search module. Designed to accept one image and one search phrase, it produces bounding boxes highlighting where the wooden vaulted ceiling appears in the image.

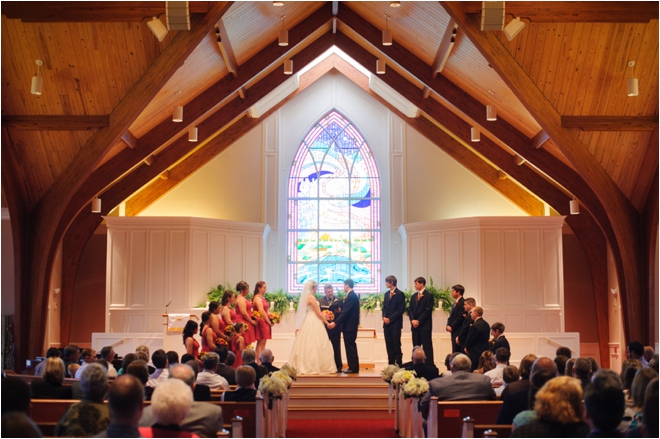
[1,2,658,368]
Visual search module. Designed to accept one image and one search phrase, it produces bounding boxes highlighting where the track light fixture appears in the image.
[278,15,288,46]
[188,126,198,142]
[570,198,580,215]
[470,126,480,142]
[31,60,44,95]
[92,197,102,213]
[147,16,168,42]
[504,17,525,41]
[390,1,401,7]
[173,90,183,122]
[486,90,497,121]
[627,61,638,97]
[284,59,293,75]
[382,15,392,46]
[273,1,284,6]
[376,59,386,74]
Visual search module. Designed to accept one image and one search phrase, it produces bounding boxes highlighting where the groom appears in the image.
[328,278,360,373]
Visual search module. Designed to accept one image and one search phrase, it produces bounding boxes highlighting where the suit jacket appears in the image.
[420,371,496,418]
[408,289,433,331]
[222,387,258,402]
[262,362,279,374]
[405,362,440,382]
[140,400,223,438]
[216,363,237,385]
[333,290,359,333]
[489,335,511,354]
[194,383,212,401]
[319,295,343,336]
[446,297,466,334]
[457,311,474,345]
[245,362,268,388]
[465,318,490,356]
[382,288,405,329]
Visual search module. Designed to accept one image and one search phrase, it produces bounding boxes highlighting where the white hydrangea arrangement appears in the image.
[380,364,401,383]
[280,363,298,381]
[271,370,293,388]
[402,377,429,398]
[258,374,288,397]
[391,369,416,386]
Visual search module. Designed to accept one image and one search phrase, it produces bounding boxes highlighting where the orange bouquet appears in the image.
[322,310,334,322]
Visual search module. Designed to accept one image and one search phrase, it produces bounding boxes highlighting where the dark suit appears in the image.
[405,362,440,382]
[319,294,344,371]
[140,401,223,438]
[222,387,258,402]
[457,311,474,348]
[217,363,237,385]
[382,287,405,365]
[262,362,279,374]
[245,362,268,388]
[465,317,490,371]
[408,289,434,364]
[489,335,510,354]
[420,371,496,419]
[194,383,212,401]
[446,297,466,353]
[333,290,360,372]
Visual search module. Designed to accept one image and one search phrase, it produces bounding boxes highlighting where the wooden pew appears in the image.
[461,417,512,438]
[426,398,503,438]
[30,398,264,438]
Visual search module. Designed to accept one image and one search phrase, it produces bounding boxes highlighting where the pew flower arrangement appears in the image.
[380,364,401,383]
[280,363,298,381]
[402,377,429,399]
[271,370,293,389]
[259,374,288,397]
[391,369,416,386]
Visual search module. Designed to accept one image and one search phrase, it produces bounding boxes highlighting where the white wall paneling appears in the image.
[400,216,566,333]
[105,217,267,333]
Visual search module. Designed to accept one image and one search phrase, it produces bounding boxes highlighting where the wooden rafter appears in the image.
[215,19,239,78]
[431,19,457,77]
[532,130,550,149]
[1,115,110,130]
[442,1,645,343]
[561,115,659,131]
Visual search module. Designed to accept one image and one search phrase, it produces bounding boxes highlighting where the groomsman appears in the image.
[446,285,466,353]
[456,297,476,349]
[319,283,344,373]
[464,306,490,371]
[488,322,510,354]
[382,275,405,366]
[408,277,434,365]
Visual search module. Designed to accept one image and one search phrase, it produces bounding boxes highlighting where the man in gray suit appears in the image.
[420,354,495,420]
[139,364,222,438]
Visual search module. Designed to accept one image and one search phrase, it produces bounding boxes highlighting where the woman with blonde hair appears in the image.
[30,357,72,399]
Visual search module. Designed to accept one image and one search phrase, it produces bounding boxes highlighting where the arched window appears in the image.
[287,110,381,293]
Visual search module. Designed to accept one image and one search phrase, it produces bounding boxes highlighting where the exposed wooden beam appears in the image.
[2,115,109,131]
[561,115,659,131]
[461,1,658,23]
[443,1,645,343]
[121,130,137,150]
[532,130,550,149]
[215,19,239,78]
[630,128,659,211]
[1,1,210,22]
[431,19,457,78]
[18,1,233,367]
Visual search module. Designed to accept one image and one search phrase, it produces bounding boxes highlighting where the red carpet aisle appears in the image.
[286,417,398,438]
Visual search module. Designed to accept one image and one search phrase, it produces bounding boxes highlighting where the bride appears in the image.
[289,280,338,375]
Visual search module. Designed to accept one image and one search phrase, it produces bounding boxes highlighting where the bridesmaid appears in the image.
[199,311,217,353]
[230,322,246,369]
[220,290,236,333]
[183,320,201,363]
[234,281,257,346]
[252,281,274,364]
[208,301,228,342]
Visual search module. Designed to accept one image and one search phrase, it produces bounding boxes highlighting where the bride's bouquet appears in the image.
[391,369,416,386]
[322,310,334,322]
[380,364,401,383]
[269,312,281,324]
[402,377,429,399]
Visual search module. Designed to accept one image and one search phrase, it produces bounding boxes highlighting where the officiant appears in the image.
[319,283,343,373]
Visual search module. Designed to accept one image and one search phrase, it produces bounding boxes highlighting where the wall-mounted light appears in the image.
[504,17,525,41]
[147,16,168,42]
[570,198,580,215]
[376,59,386,74]
[470,126,480,142]
[31,60,44,95]
[172,90,183,122]
[627,61,638,97]
[486,90,497,121]
[278,15,288,46]
[188,126,198,142]
[91,197,102,213]
[284,59,293,75]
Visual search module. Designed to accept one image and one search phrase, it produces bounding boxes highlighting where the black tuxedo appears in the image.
[319,294,344,371]
[446,297,466,353]
[382,287,405,365]
[489,335,510,354]
[465,317,490,370]
[333,290,360,371]
[262,362,279,374]
[457,311,473,347]
[408,289,434,364]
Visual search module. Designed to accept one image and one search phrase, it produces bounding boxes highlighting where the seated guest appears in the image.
[126,360,152,400]
[55,363,110,436]
[215,346,237,385]
[167,350,180,366]
[260,348,279,374]
[627,341,648,367]
[565,357,576,378]
[554,355,568,377]
[626,368,658,432]
[1,377,31,415]
[186,359,211,402]
[30,357,72,399]
[62,344,80,378]
[440,353,455,377]
[34,347,61,376]
[488,322,510,354]
[181,353,195,364]
[222,366,259,402]
[583,369,624,438]
[136,345,156,374]
[68,363,80,378]
[226,351,236,368]
[473,350,495,375]
[242,348,268,387]
[146,349,169,387]
[196,352,229,390]
[118,353,137,375]
[510,376,589,438]
[620,359,642,399]
[511,369,557,429]
[587,357,599,375]
[139,364,223,438]
[405,347,439,381]
[75,348,97,378]
[1,412,42,438]
[485,347,510,387]
[573,358,592,390]
[556,346,572,359]
[138,378,197,438]
[643,346,655,365]
[100,346,118,378]
[633,377,658,438]
[94,374,144,438]
[501,354,537,402]
[502,365,520,390]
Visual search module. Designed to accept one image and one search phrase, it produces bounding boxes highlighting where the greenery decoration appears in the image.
[360,293,383,313]
[264,289,295,316]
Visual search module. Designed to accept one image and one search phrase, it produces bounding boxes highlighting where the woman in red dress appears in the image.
[183,320,200,362]
[230,322,246,369]
[234,281,257,346]
[252,281,274,364]
[220,290,236,333]
[208,301,229,343]
[199,311,217,353]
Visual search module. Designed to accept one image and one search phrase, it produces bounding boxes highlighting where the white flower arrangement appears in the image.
[402,377,429,398]
[271,370,293,388]
[380,364,401,383]
[258,374,288,397]
[280,363,298,381]
[391,369,416,386]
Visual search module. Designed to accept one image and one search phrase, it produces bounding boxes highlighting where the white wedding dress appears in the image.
[289,303,337,375]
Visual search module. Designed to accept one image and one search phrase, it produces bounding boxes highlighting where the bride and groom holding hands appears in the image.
[288,279,360,375]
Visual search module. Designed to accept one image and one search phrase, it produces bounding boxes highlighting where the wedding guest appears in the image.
[166,351,179,366]
[118,353,137,375]
[135,345,156,374]
[260,348,279,374]
[234,281,257,346]
[473,350,495,374]
[68,363,80,378]
[100,346,118,378]
[62,344,80,378]
[1,377,31,415]
[215,346,237,385]
[501,365,520,393]
[242,348,268,387]
[95,374,144,438]
[138,379,196,438]
[583,369,625,438]
[185,360,212,402]
[565,357,576,378]
[554,355,568,376]
[627,368,658,431]
[643,346,655,364]
[196,352,229,390]
[34,347,61,376]
[556,346,572,359]
[627,341,648,367]
[253,281,274,363]
[382,275,406,366]
[226,352,236,368]
[126,360,152,400]
[1,412,42,438]
[183,320,201,363]
[75,348,97,378]
[497,356,555,425]
[181,354,195,364]
[573,358,592,390]
[404,347,439,381]
[485,348,510,387]
[620,359,642,398]
[501,354,537,398]
[222,366,259,402]
[200,312,217,353]
[230,322,246,369]
[55,363,110,437]
[146,350,169,388]
[30,357,72,399]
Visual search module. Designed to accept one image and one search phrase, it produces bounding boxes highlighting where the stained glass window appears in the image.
[287,110,381,294]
